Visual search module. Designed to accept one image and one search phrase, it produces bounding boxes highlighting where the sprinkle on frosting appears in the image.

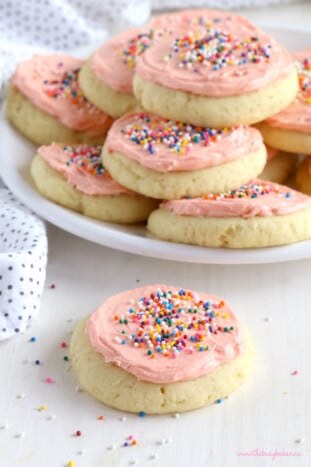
[203,181,291,201]
[38,143,132,196]
[120,28,172,68]
[165,29,271,72]
[296,58,311,104]
[188,15,232,28]
[112,288,234,359]
[121,112,229,155]
[159,179,311,218]
[62,145,106,176]
[43,62,101,114]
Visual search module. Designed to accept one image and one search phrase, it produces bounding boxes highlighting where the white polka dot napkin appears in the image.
[0,187,47,340]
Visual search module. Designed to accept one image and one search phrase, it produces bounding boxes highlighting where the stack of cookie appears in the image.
[96,10,311,248]
[6,53,159,223]
[6,9,311,247]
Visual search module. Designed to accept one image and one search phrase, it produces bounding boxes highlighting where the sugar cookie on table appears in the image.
[6,54,113,146]
[147,180,311,248]
[259,146,298,183]
[70,285,253,414]
[31,143,158,224]
[102,112,266,200]
[133,28,298,128]
[296,157,311,195]
[256,49,311,154]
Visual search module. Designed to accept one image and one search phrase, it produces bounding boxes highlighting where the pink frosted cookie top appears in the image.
[135,28,295,97]
[38,143,131,196]
[265,48,311,133]
[12,54,113,136]
[160,179,311,218]
[149,9,259,34]
[105,112,263,173]
[92,10,260,93]
[91,26,174,93]
[86,285,246,384]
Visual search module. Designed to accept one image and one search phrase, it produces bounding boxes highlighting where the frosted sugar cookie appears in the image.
[259,146,298,183]
[147,180,311,248]
[6,54,113,146]
[31,143,158,223]
[296,157,311,195]
[133,28,298,128]
[102,112,266,200]
[79,9,259,119]
[79,26,173,118]
[70,285,253,414]
[256,49,311,154]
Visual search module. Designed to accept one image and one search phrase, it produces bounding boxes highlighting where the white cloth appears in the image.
[0,187,47,340]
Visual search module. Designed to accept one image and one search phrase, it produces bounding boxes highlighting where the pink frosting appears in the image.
[38,143,132,196]
[12,54,113,136]
[149,9,259,33]
[91,10,260,93]
[160,179,311,218]
[86,285,246,384]
[91,26,175,93]
[265,48,311,133]
[105,113,263,173]
[135,28,295,97]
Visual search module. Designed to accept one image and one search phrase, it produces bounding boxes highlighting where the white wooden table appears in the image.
[1,3,311,466]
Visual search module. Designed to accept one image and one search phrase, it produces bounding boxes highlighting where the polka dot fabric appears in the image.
[0,187,47,341]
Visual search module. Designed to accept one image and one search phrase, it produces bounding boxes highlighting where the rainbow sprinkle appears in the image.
[120,28,172,68]
[165,29,271,72]
[203,181,291,201]
[43,62,100,113]
[113,288,234,359]
[297,58,311,104]
[121,113,229,155]
[63,145,107,177]
[187,15,233,28]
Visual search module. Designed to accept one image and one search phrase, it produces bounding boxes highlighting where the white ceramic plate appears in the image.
[1,25,311,264]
